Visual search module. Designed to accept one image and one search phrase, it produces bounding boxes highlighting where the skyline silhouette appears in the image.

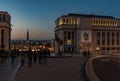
[0,0,120,40]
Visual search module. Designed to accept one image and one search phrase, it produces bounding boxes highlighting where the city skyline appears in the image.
[0,0,120,40]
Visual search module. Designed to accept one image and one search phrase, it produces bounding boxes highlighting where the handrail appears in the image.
[86,55,112,81]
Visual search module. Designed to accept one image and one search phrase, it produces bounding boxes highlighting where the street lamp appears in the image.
[96,47,100,55]
[19,49,22,52]
[32,49,35,52]
[96,47,100,50]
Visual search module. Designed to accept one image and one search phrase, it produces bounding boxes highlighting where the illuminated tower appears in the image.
[26,29,29,41]
[0,11,11,53]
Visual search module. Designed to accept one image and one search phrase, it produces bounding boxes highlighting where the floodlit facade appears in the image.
[55,13,120,55]
[0,11,11,53]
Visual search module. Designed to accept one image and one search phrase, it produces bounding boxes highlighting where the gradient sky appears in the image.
[0,0,120,40]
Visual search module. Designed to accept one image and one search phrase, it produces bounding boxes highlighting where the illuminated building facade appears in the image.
[0,11,11,53]
[55,13,120,55]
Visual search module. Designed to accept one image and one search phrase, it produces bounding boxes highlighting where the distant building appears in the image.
[0,11,11,53]
[11,40,51,52]
[11,29,51,52]
[26,29,29,41]
[55,13,120,55]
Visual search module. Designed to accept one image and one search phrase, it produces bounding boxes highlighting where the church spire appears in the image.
[26,29,29,41]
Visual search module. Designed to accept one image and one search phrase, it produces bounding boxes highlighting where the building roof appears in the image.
[66,13,115,19]
[0,11,11,17]
[0,11,9,14]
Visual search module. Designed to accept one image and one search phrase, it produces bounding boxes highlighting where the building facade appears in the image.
[0,11,11,53]
[55,13,120,55]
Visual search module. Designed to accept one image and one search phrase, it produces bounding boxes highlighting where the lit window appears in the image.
[108,21,110,26]
[101,20,103,26]
[95,20,97,25]
[115,22,118,26]
[67,40,72,45]
[59,18,63,25]
[106,21,108,26]
[94,20,96,25]
[72,19,74,24]
[113,21,115,26]
[96,20,98,26]
[91,20,93,25]
[75,19,77,24]
[100,20,102,26]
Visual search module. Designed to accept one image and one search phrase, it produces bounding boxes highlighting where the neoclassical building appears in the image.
[0,11,11,53]
[55,13,120,55]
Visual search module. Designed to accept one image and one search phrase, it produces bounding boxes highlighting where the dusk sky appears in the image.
[0,0,120,40]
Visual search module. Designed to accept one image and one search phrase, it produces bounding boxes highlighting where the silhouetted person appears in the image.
[20,52,25,67]
[38,50,42,64]
[16,51,20,58]
[47,49,50,57]
[43,49,47,64]
[33,51,37,63]
[27,51,32,67]
[83,51,87,57]
[11,52,16,64]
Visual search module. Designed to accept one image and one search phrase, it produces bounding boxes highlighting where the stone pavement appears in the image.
[0,57,20,81]
[13,56,86,81]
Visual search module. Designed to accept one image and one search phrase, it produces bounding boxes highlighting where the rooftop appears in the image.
[65,13,115,19]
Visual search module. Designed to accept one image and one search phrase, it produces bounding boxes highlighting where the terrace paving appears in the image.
[13,56,86,81]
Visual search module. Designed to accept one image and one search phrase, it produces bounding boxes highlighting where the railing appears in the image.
[82,58,90,81]
[85,55,112,81]
[86,56,101,81]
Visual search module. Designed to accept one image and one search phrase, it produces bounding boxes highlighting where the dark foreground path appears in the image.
[13,57,86,81]
[0,57,20,81]
[93,57,120,81]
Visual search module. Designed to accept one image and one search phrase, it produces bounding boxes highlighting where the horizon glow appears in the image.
[0,0,120,40]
